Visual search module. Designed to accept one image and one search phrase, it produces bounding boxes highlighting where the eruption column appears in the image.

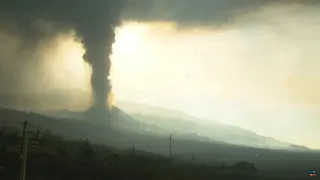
[0,0,126,125]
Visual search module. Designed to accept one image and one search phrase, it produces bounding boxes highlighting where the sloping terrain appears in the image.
[0,92,309,150]
[116,101,308,150]
[0,107,320,179]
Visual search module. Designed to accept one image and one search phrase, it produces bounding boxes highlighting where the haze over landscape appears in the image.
[1,0,319,150]
[1,1,320,179]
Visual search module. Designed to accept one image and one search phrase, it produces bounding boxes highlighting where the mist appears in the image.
[0,0,319,148]
[0,29,89,92]
[113,4,320,148]
[0,0,126,122]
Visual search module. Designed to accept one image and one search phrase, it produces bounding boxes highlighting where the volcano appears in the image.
[85,105,112,126]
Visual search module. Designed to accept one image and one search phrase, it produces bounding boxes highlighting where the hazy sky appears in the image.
[0,0,319,149]
[111,4,320,149]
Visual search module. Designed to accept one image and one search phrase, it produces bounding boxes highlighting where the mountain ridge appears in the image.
[115,101,309,150]
[0,92,309,150]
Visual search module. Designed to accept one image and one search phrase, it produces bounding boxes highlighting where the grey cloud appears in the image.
[0,0,318,107]
[0,0,126,110]
[123,0,319,27]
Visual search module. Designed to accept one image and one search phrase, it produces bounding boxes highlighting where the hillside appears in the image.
[0,108,320,179]
[0,92,309,150]
[116,101,308,150]
[0,127,264,180]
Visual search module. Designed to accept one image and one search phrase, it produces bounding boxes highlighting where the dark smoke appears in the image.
[123,0,319,28]
[0,0,126,122]
[74,1,125,110]
[1,0,319,124]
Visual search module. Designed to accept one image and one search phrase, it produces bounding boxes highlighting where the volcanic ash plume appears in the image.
[0,0,126,124]
[75,2,125,124]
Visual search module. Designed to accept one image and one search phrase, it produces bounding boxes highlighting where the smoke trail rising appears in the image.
[0,0,126,122]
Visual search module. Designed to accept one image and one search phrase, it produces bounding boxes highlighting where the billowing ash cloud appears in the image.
[0,0,319,114]
[0,0,126,110]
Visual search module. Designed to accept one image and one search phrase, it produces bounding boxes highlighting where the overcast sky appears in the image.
[112,3,320,149]
[0,0,319,149]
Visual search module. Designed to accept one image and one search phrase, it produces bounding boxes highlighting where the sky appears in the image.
[111,27,319,149]
[0,0,319,149]
[112,4,320,149]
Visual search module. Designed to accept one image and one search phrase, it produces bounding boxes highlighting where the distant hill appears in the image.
[0,107,320,178]
[0,92,309,150]
[116,101,309,151]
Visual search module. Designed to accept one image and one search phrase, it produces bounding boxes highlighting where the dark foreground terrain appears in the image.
[0,108,319,180]
[0,131,287,180]
[0,138,261,180]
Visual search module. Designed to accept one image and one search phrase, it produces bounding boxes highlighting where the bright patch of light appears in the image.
[110,19,320,149]
[113,22,148,55]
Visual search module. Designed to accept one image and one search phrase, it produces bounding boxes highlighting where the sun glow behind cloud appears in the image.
[111,5,320,149]
[23,4,320,149]
[41,33,91,92]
